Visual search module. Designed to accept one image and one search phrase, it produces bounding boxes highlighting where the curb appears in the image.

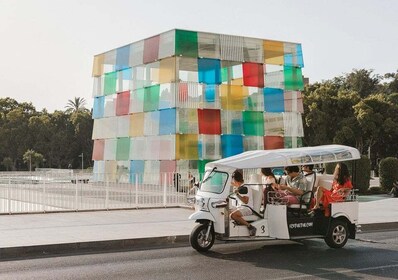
[0,235,189,260]
[359,222,398,232]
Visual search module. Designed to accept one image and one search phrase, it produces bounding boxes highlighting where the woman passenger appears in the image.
[312,163,352,216]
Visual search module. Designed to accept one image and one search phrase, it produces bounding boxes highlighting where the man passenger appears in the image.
[230,170,257,236]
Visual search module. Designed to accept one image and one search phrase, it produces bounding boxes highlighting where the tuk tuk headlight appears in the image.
[195,197,209,211]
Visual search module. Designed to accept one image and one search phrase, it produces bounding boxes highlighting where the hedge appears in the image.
[379,157,398,191]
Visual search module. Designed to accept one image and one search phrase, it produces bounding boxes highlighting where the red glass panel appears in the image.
[243,62,264,87]
[143,35,160,64]
[179,83,188,102]
[264,136,284,150]
[198,109,221,135]
[92,139,105,160]
[116,91,130,116]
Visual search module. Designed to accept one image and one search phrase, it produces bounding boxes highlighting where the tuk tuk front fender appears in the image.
[189,211,215,223]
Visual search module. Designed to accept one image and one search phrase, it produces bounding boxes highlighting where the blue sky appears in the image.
[1,0,397,112]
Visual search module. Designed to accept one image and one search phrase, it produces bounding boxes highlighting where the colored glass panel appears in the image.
[104,71,117,95]
[160,160,176,173]
[159,108,176,135]
[176,134,198,160]
[221,135,243,157]
[264,112,284,136]
[143,35,160,64]
[93,96,104,119]
[116,137,130,160]
[263,40,284,65]
[221,110,243,135]
[143,85,160,111]
[245,87,264,111]
[204,84,216,102]
[175,30,198,57]
[116,91,130,116]
[129,113,144,137]
[242,62,264,87]
[198,58,221,85]
[264,136,284,150]
[159,57,176,84]
[284,136,303,149]
[130,160,145,174]
[284,66,304,90]
[130,88,145,113]
[264,88,284,112]
[198,109,221,135]
[220,85,248,110]
[92,139,105,160]
[244,136,264,151]
[177,108,198,134]
[243,111,264,136]
[92,54,104,77]
[116,45,130,71]
[198,160,213,179]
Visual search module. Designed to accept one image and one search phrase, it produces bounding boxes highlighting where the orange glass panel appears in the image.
[129,113,145,137]
[220,85,248,110]
[159,57,176,84]
[263,40,284,65]
[176,134,198,160]
[92,139,105,160]
[264,136,284,150]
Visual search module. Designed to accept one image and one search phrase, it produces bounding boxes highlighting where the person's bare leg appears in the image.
[231,210,249,227]
[313,187,325,209]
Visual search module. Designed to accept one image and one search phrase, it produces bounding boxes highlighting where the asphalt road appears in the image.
[0,230,397,280]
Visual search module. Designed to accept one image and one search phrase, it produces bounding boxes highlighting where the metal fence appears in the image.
[0,171,196,214]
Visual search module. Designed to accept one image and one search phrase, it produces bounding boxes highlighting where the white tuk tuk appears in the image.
[189,145,361,252]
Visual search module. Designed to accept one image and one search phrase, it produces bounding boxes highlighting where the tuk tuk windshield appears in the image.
[200,170,229,194]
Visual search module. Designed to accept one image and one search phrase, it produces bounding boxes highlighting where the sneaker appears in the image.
[248,225,257,237]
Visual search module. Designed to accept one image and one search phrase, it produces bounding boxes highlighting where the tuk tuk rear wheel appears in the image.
[190,223,215,252]
[325,219,348,248]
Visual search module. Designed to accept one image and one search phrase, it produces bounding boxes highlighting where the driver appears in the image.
[230,170,257,237]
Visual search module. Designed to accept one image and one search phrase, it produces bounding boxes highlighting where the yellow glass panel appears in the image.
[92,54,104,77]
[220,85,248,110]
[159,57,176,84]
[264,40,284,65]
[105,160,117,182]
[129,113,144,137]
[176,134,198,160]
[231,78,243,86]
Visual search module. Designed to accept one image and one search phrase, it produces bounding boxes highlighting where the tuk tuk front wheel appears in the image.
[325,219,348,248]
[190,223,215,252]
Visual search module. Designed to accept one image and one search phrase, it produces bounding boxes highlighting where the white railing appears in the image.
[0,172,197,214]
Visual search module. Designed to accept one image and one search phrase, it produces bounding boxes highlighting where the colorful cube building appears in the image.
[91,29,305,182]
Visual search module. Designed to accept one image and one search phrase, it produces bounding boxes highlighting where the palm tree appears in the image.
[65,97,88,113]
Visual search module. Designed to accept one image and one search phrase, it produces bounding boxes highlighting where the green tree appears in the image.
[65,97,89,113]
[1,157,13,171]
[23,149,44,171]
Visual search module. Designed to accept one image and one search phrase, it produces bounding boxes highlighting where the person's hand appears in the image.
[233,187,240,194]
[271,183,279,190]
[278,184,287,190]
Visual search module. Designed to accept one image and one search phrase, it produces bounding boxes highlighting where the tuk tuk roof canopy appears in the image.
[207,145,361,170]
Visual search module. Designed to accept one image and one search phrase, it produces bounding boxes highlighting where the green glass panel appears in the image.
[284,66,304,91]
[198,160,214,180]
[243,111,264,136]
[144,85,160,112]
[104,71,117,95]
[175,30,198,57]
[116,137,130,160]
[221,67,229,82]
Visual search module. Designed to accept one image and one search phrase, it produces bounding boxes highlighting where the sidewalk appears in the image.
[0,197,397,259]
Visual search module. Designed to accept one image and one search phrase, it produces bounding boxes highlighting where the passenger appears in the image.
[265,166,309,206]
[260,168,277,207]
[312,163,352,216]
[230,170,257,236]
[302,164,317,191]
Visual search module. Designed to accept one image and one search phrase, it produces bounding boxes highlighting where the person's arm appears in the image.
[234,187,249,204]
[279,184,304,195]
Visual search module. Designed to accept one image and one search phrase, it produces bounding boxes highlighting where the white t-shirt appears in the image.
[234,184,253,209]
[262,176,276,190]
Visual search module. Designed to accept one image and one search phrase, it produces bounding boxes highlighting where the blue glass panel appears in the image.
[231,119,243,134]
[116,45,130,71]
[121,68,132,80]
[264,88,284,112]
[284,53,293,67]
[130,160,145,183]
[93,96,104,119]
[198,58,221,85]
[296,44,304,68]
[159,108,176,135]
[221,135,243,157]
[204,84,216,102]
